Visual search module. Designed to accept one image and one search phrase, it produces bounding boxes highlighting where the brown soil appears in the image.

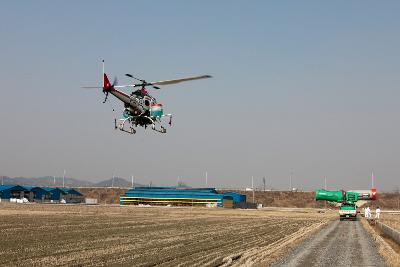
[0,202,334,267]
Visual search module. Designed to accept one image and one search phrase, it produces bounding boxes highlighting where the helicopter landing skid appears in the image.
[142,116,167,134]
[114,115,171,134]
[115,118,136,134]
[151,124,167,133]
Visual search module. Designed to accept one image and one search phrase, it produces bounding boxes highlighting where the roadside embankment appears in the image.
[361,218,400,267]
[376,220,400,245]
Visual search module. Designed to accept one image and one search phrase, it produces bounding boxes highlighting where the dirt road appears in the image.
[272,220,387,267]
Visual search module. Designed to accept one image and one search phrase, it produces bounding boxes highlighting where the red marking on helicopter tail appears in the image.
[371,188,377,200]
[103,73,112,92]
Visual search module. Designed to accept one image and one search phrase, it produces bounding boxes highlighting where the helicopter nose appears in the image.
[150,103,164,117]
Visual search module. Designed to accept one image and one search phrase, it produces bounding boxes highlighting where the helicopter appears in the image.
[82,60,212,134]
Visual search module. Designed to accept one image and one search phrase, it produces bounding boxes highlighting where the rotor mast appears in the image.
[102,59,105,88]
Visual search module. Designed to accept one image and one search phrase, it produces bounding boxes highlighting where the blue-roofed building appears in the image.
[0,185,33,201]
[40,187,83,203]
[41,187,64,201]
[29,187,52,202]
[0,185,84,203]
[120,187,246,207]
[220,192,246,203]
[59,188,84,203]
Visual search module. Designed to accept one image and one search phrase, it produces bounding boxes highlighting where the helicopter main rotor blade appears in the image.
[125,74,159,89]
[150,75,212,87]
[114,85,135,88]
[115,74,212,89]
[125,74,145,82]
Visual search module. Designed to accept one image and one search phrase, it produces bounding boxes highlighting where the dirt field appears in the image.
[0,203,334,266]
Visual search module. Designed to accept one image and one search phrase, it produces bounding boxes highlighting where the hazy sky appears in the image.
[1,1,400,191]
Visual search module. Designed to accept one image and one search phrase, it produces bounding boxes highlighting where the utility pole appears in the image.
[371,171,375,188]
[62,170,66,188]
[324,176,327,210]
[53,176,56,186]
[112,173,115,188]
[252,176,255,203]
[263,177,266,192]
[397,186,399,210]
[131,175,134,188]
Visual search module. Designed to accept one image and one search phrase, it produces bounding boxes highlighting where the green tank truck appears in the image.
[315,188,377,221]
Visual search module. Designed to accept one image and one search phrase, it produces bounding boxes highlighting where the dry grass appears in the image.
[75,187,127,204]
[0,203,334,267]
[233,191,335,209]
[368,192,400,210]
[381,214,400,232]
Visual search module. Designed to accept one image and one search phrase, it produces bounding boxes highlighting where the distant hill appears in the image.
[0,176,143,188]
[94,177,141,188]
[0,176,94,187]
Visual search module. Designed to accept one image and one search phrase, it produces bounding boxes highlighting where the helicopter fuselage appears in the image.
[107,87,170,133]
[110,88,156,116]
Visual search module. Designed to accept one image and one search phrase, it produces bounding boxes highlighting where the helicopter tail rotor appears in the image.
[102,60,117,93]
[82,60,120,104]
[103,73,113,92]
[102,74,118,103]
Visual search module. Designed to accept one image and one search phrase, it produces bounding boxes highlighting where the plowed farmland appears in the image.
[0,203,334,266]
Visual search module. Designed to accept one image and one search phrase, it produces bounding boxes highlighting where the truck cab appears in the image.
[339,203,357,221]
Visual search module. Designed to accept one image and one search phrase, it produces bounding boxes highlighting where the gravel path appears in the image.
[272,220,387,267]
